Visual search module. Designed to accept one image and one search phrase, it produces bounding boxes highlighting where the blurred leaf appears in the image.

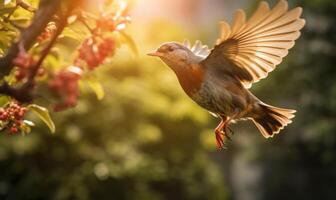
[0,96,10,106]
[28,104,55,133]
[11,18,30,26]
[0,7,15,15]
[120,31,138,56]
[61,27,84,41]
[86,76,105,100]
[0,31,16,46]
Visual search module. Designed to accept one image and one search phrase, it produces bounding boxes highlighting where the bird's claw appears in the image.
[215,130,227,149]
[215,125,234,149]
[224,125,234,140]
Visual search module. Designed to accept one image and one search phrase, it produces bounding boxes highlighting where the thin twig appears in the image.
[3,5,19,22]
[17,0,36,12]
[0,81,33,103]
[4,20,24,31]
[78,17,96,35]
[27,16,68,83]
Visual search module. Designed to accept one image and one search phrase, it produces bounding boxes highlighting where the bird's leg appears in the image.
[223,112,239,140]
[215,117,228,149]
[223,122,234,140]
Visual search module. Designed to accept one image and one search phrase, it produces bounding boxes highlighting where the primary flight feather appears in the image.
[148,0,305,149]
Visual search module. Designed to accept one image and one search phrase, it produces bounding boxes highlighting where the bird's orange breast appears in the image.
[175,64,204,97]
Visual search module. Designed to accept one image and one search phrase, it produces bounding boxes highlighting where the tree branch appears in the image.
[0,0,61,79]
[0,82,34,103]
[27,13,68,83]
[0,0,81,103]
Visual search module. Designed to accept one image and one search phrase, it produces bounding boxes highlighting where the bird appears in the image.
[147,0,305,149]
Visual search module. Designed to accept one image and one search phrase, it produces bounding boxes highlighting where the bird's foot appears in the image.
[214,117,235,149]
[223,125,234,140]
[215,129,226,149]
[214,124,234,149]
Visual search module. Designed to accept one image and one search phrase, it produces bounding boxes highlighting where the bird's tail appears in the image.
[252,103,296,138]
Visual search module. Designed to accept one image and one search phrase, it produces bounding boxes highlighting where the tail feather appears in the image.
[252,103,296,138]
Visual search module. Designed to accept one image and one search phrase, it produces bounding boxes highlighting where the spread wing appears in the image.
[183,39,210,59]
[202,0,305,88]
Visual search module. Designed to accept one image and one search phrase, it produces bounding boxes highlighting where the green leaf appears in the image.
[0,7,15,15]
[120,31,138,56]
[86,76,105,100]
[28,104,55,133]
[10,18,30,26]
[0,96,10,107]
[61,27,84,41]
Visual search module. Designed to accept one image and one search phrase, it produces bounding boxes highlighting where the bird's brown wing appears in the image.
[202,0,305,88]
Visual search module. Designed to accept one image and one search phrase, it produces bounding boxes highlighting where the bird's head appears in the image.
[148,42,200,70]
[148,42,205,96]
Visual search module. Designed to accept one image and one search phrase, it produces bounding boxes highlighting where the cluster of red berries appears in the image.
[76,37,116,70]
[37,22,57,42]
[74,5,129,71]
[47,14,121,111]
[95,15,130,32]
[0,102,27,134]
[96,17,117,32]
[93,0,131,33]
[13,51,36,82]
[13,51,45,82]
[13,22,56,82]
[48,66,83,111]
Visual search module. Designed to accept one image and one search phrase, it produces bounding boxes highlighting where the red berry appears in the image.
[15,70,26,81]
[17,110,25,118]
[9,127,18,134]
[67,95,77,107]
[37,68,46,77]
[50,66,82,111]
[15,120,23,127]
[0,112,8,120]
[49,79,62,90]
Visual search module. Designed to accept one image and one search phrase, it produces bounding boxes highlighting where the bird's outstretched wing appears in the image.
[183,39,210,59]
[202,0,305,88]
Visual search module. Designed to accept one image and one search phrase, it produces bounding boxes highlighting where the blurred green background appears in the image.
[1,0,336,199]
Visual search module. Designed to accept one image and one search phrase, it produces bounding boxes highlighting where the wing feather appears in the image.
[203,0,305,88]
[231,9,246,36]
[183,39,210,58]
[216,21,232,45]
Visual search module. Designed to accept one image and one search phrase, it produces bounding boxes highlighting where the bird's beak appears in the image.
[147,51,163,57]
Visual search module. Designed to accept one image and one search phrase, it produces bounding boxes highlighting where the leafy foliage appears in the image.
[0,0,134,133]
[28,104,55,133]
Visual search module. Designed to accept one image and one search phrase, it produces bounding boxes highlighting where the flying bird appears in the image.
[148,0,305,149]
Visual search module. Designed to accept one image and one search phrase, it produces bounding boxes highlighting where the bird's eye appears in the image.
[167,46,174,52]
